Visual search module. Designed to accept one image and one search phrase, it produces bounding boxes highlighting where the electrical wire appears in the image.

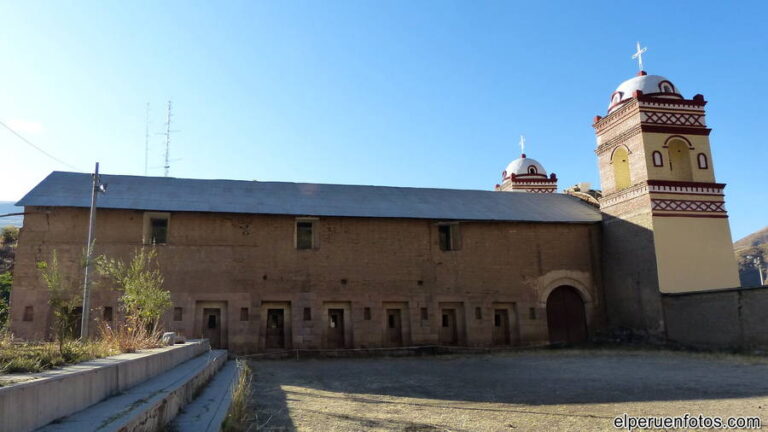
[0,119,82,171]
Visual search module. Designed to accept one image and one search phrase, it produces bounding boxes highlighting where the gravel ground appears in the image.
[246,349,768,431]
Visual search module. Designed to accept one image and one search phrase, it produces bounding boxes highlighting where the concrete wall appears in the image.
[10,206,604,352]
[662,286,768,349]
[0,340,209,432]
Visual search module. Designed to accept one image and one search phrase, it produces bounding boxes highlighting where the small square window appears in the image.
[103,306,113,322]
[173,307,183,321]
[438,223,460,251]
[296,221,314,249]
[23,306,34,322]
[364,307,371,320]
[240,307,249,321]
[475,307,482,320]
[303,307,312,321]
[144,212,170,245]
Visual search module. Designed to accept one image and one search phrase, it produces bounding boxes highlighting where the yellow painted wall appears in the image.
[652,216,740,293]
[641,133,716,183]
[611,147,632,190]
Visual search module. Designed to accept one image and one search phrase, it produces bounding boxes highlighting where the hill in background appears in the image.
[0,202,23,228]
[734,226,768,287]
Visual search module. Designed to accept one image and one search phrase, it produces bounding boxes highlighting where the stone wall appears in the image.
[9,206,604,353]
[662,286,768,349]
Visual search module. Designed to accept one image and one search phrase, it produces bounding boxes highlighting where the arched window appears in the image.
[528,165,538,174]
[697,153,708,169]
[667,138,693,181]
[659,81,675,93]
[652,151,663,167]
[611,147,631,191]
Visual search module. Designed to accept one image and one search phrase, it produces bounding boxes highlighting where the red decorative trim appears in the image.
[652,199,726,213]
[637,94,707,107]
[653,213,729,219]
[643,125,712,136]
[643,111,705,127]
[663,135,694,149]
[647,179,726,189]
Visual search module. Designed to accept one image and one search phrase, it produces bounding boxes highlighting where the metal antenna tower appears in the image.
[163,100,172,177]
[144,102,150,176]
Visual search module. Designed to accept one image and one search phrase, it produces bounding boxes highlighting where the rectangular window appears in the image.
[173,307,183,321]
[475,306,482,320]
[151,218,168,244]
[143,212,170,245]
[303,307,312,321]
[240,307,249,321]
[296,221,314,249]
[529,307,537,320]
[363,307,371,320]
[420,307,428,321]
[23,306,33,322]
[438,223,460,251]
[103,306,113,322]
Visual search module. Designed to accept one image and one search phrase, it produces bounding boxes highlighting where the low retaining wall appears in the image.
[662,286,768,350]
[0,339,210,432]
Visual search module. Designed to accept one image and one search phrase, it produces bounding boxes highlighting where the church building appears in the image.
[8,65,741,353]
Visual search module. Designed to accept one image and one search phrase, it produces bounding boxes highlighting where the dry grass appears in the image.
[0,338,117,374]
[97,317,163,353]
[222,360,254,432]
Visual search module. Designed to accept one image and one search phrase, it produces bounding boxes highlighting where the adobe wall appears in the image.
[10,206,604,353]
[662,286,768,349]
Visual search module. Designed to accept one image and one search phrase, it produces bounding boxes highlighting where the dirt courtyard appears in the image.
[246,349,768,431]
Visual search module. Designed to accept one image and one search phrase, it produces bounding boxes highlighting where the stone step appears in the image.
[172,360,240,432]
[38,349,228,432]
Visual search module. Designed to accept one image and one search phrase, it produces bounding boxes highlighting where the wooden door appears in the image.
[327,308,345,348]
[386,309,403,346]
[202,308,222,349]
[493,309,511,345]
[439,309,458,345]
[265,309,285,349]
[546,286,587,344]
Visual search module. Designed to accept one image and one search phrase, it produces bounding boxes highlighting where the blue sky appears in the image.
[1,1,766,240]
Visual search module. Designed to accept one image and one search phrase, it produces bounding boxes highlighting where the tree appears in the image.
[1,226,19,246]
[0,272,11,329]
[37,250,82,351]
[97,248,171,333]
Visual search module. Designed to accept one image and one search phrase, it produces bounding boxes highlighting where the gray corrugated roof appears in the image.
[16,172,602,223]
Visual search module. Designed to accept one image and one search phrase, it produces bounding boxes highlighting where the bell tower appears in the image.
[594,67,740,334]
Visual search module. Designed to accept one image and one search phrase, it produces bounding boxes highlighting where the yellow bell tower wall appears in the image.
[652,216,740,293]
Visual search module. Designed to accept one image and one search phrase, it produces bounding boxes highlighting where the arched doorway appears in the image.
[546,286,587,344]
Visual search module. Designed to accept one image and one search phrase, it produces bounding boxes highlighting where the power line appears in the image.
[0,119,81,171]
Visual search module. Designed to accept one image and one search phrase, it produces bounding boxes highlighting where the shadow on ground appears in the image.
[245,348,768,431]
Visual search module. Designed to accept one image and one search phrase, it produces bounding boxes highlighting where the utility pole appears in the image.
[144,102,150,176]
[164,100,172,177]
[755,257,765,286]
[80,162,106,339]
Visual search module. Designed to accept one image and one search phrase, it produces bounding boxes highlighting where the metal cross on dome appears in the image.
[632,41,647,71]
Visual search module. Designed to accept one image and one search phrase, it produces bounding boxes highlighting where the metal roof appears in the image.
[16,172,602,223]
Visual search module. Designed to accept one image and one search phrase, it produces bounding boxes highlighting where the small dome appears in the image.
[504,154,547,177]
[608,72,682,113]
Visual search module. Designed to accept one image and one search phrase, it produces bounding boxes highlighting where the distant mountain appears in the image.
[0,202,23,228]
[734,226,768,287]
